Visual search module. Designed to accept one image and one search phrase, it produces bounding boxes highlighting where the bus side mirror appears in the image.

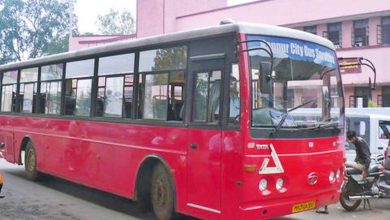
[260,61,272,94]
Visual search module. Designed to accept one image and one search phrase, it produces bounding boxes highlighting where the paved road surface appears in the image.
[1,159,390,220]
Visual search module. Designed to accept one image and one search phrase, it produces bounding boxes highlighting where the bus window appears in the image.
[139,46,187,121]
[40,64,63,115]
[1,70,18,112]
[143,73,169,120]
[97,53,135,118]
[229,64,240,124]
[20,68,38,113]
[65,59,94,116]
[193,70,221,123]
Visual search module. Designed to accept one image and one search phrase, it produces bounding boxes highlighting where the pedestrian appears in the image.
[0,171,4,198]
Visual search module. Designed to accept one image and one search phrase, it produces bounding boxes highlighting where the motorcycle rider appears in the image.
[346,130,371,178]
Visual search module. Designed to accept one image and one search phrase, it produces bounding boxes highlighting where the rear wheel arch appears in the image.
[134,155,177,212]
[19,136,33,165]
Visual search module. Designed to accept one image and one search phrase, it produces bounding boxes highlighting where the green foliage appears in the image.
[368,99,377,107]
[96,9,135,35]
[0,0,78,65]
[153,47,187,72]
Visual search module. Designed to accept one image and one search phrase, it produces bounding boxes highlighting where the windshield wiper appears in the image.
[271,99,316,134]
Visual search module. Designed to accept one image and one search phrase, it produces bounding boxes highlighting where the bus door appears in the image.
[186,57,224,215]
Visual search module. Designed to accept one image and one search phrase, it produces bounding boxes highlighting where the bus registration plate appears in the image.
[291,200,316,213]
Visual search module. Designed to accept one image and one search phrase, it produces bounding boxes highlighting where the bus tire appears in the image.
[24,141,41,181]
[151,163,175,220]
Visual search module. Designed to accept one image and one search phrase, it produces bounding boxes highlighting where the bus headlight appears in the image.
[336,169,341,180]
[259,179,268,191]
[329,171,335,183]
[276,178,284,191]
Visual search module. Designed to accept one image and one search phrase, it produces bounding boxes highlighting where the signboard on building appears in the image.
[339,58,362,73]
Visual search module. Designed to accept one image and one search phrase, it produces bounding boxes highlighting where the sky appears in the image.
[75,0,256,34]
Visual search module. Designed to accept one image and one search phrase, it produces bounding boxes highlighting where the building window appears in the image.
[352,19,369,47]
[382,86,390,107]
[324,22,342,48]
[304,25,317,35]
[354,87,370,107]
[378,95,383,107]
[349,96,355,108]
[378,16,390,45]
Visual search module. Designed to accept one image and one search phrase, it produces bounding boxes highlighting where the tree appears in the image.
[0,0,78,65]
[96,9,135,35]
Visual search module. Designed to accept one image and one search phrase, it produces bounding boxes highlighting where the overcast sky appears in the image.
[75,0,256,34]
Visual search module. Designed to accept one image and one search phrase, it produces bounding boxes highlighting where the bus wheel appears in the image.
[151,163,174,220]
[25,142,41,181]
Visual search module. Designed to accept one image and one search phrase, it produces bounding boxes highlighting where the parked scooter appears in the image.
[340,153,390,211]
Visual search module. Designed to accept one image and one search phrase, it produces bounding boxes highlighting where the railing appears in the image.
[377,24,390,45]
[351,27,369,47]
[323,31,342,48]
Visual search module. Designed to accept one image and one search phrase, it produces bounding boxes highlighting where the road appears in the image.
[1,158,390,220]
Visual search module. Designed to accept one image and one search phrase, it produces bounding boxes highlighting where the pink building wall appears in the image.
[338,47,390,85]
[136,0,226,37]
[172,0,390,31]
[368,17,381,46]
[341,21,353,48]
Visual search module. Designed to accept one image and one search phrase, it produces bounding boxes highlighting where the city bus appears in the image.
[0,22,345,220]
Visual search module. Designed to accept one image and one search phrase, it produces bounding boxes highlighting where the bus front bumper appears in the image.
[238,189,340,220]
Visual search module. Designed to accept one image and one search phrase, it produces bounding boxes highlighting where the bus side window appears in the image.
[40,64,63,115]
[193,70,221,123]
[64,59,94,116]
[97,76,125,118]
[229,64,240,124]
[20,68,38,113]
[97,53,135,118]
[138,46,187,121]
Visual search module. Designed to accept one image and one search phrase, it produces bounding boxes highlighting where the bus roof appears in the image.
[0,22,335,71]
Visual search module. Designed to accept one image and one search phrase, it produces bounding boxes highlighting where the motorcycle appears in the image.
[339,154,390,211]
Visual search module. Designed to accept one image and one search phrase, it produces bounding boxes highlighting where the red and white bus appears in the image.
[0,22,345,219]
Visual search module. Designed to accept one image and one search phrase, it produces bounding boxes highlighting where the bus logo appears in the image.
[307,172,318,185]
[259,144,284,174]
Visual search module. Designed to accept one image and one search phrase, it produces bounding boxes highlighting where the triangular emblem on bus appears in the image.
[259,144,284,174]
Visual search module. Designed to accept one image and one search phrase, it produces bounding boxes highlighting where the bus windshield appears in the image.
[248,35,343,129]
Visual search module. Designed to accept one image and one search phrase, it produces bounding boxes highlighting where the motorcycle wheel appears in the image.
[339,181,362,211]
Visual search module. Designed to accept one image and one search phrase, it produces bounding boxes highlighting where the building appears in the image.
[72,0,390,107]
